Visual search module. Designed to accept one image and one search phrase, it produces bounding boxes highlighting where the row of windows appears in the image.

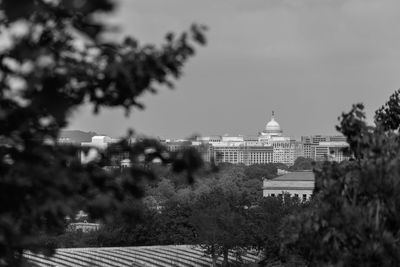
[270,193,309,201]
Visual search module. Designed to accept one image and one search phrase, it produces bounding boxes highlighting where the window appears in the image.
[302,194,307,201]
[271,194,275,197]
[294,194,299,198]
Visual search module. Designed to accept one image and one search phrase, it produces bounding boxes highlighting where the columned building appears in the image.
[161,112,349,166]
[258,112,300,166]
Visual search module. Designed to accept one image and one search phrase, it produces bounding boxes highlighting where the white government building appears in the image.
[262,171,315,201]
[194,112,306,166]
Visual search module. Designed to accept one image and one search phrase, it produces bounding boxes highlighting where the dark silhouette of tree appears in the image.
[375,89,400,131]
[244,164,278,180]
[0,0,206,265]
[289,157,313,171]
[281,90,400,266]
[190,188,251,267]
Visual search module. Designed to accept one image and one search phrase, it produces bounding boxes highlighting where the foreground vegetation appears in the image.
[2,0,400,266]
[38,163,309,266]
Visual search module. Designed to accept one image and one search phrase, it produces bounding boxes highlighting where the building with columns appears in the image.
[82,111,350,167]
[185,112,302,166]
[258,112,303,165]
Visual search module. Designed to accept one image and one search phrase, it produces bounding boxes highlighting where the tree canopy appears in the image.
[289,157,313,171]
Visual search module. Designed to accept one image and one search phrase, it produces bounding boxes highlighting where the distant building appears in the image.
[81,135,118,150]
[212,141,273,165]
[194,112,301,166]
[161,139,191,152]
[263,171,314,201]
[315,141,349,162]
[191,141,214,162]
[161,139,213,163]
[67,222,101,233]
[301,135,348,161]
[258,112,302,165]
[256,112,301,165]
[57,137,75,144]
[80,135,132,168]
[79,114,350,168]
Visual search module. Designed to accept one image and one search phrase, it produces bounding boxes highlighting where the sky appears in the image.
[67,0,400,139]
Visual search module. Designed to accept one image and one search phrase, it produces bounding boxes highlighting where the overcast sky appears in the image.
[67,0,400,139]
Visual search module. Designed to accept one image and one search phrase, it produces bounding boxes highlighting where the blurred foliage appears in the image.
[0,0,206,265]
[281,89,400,266]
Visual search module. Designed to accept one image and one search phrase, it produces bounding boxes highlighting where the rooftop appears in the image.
[24,245,261,267]
[274,171,314,181]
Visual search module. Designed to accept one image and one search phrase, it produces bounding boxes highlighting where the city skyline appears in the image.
[63,111,346,141]
[66,115,349,167]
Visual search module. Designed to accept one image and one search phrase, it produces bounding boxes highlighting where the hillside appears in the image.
[60,130,99,143]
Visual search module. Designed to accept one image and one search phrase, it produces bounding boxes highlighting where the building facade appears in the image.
[67,222,101,233]
[79,112,350,168]
[211,140,274,165]
[192,112,348,166]
[301,135,349,161]
[263,171,315,201]
[315,141,349,162]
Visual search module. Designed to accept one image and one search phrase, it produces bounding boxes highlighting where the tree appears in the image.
[281,90,400,266]
[244,164,278,181]
[190,188,251,267]
[289,157,313,171]
[155,199,197,245]
[0,0,206,265]
[147,178,176,204]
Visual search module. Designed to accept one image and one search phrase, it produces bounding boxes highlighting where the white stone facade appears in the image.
[263,171,314,201]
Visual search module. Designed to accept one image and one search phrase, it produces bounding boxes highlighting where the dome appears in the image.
[264,111,282,136]
[266,118,281,132]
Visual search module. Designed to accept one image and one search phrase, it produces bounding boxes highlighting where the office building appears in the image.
[301,135,348,161]
[315,141,349,162]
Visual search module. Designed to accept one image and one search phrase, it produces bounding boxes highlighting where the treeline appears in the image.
[43,194,307,266]
[143,158,314,205]
[39,162,311,265]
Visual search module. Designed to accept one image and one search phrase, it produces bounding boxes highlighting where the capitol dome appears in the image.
[264,111,282,136]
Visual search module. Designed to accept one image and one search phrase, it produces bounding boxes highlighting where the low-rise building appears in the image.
[67,222,101,233]
[263,171,314,201]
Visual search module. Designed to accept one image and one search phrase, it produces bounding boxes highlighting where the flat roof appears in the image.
[263,187,312,190]
[273,171,314,181]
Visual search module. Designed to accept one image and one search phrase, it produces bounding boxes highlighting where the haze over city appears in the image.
[67,0,400,138]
